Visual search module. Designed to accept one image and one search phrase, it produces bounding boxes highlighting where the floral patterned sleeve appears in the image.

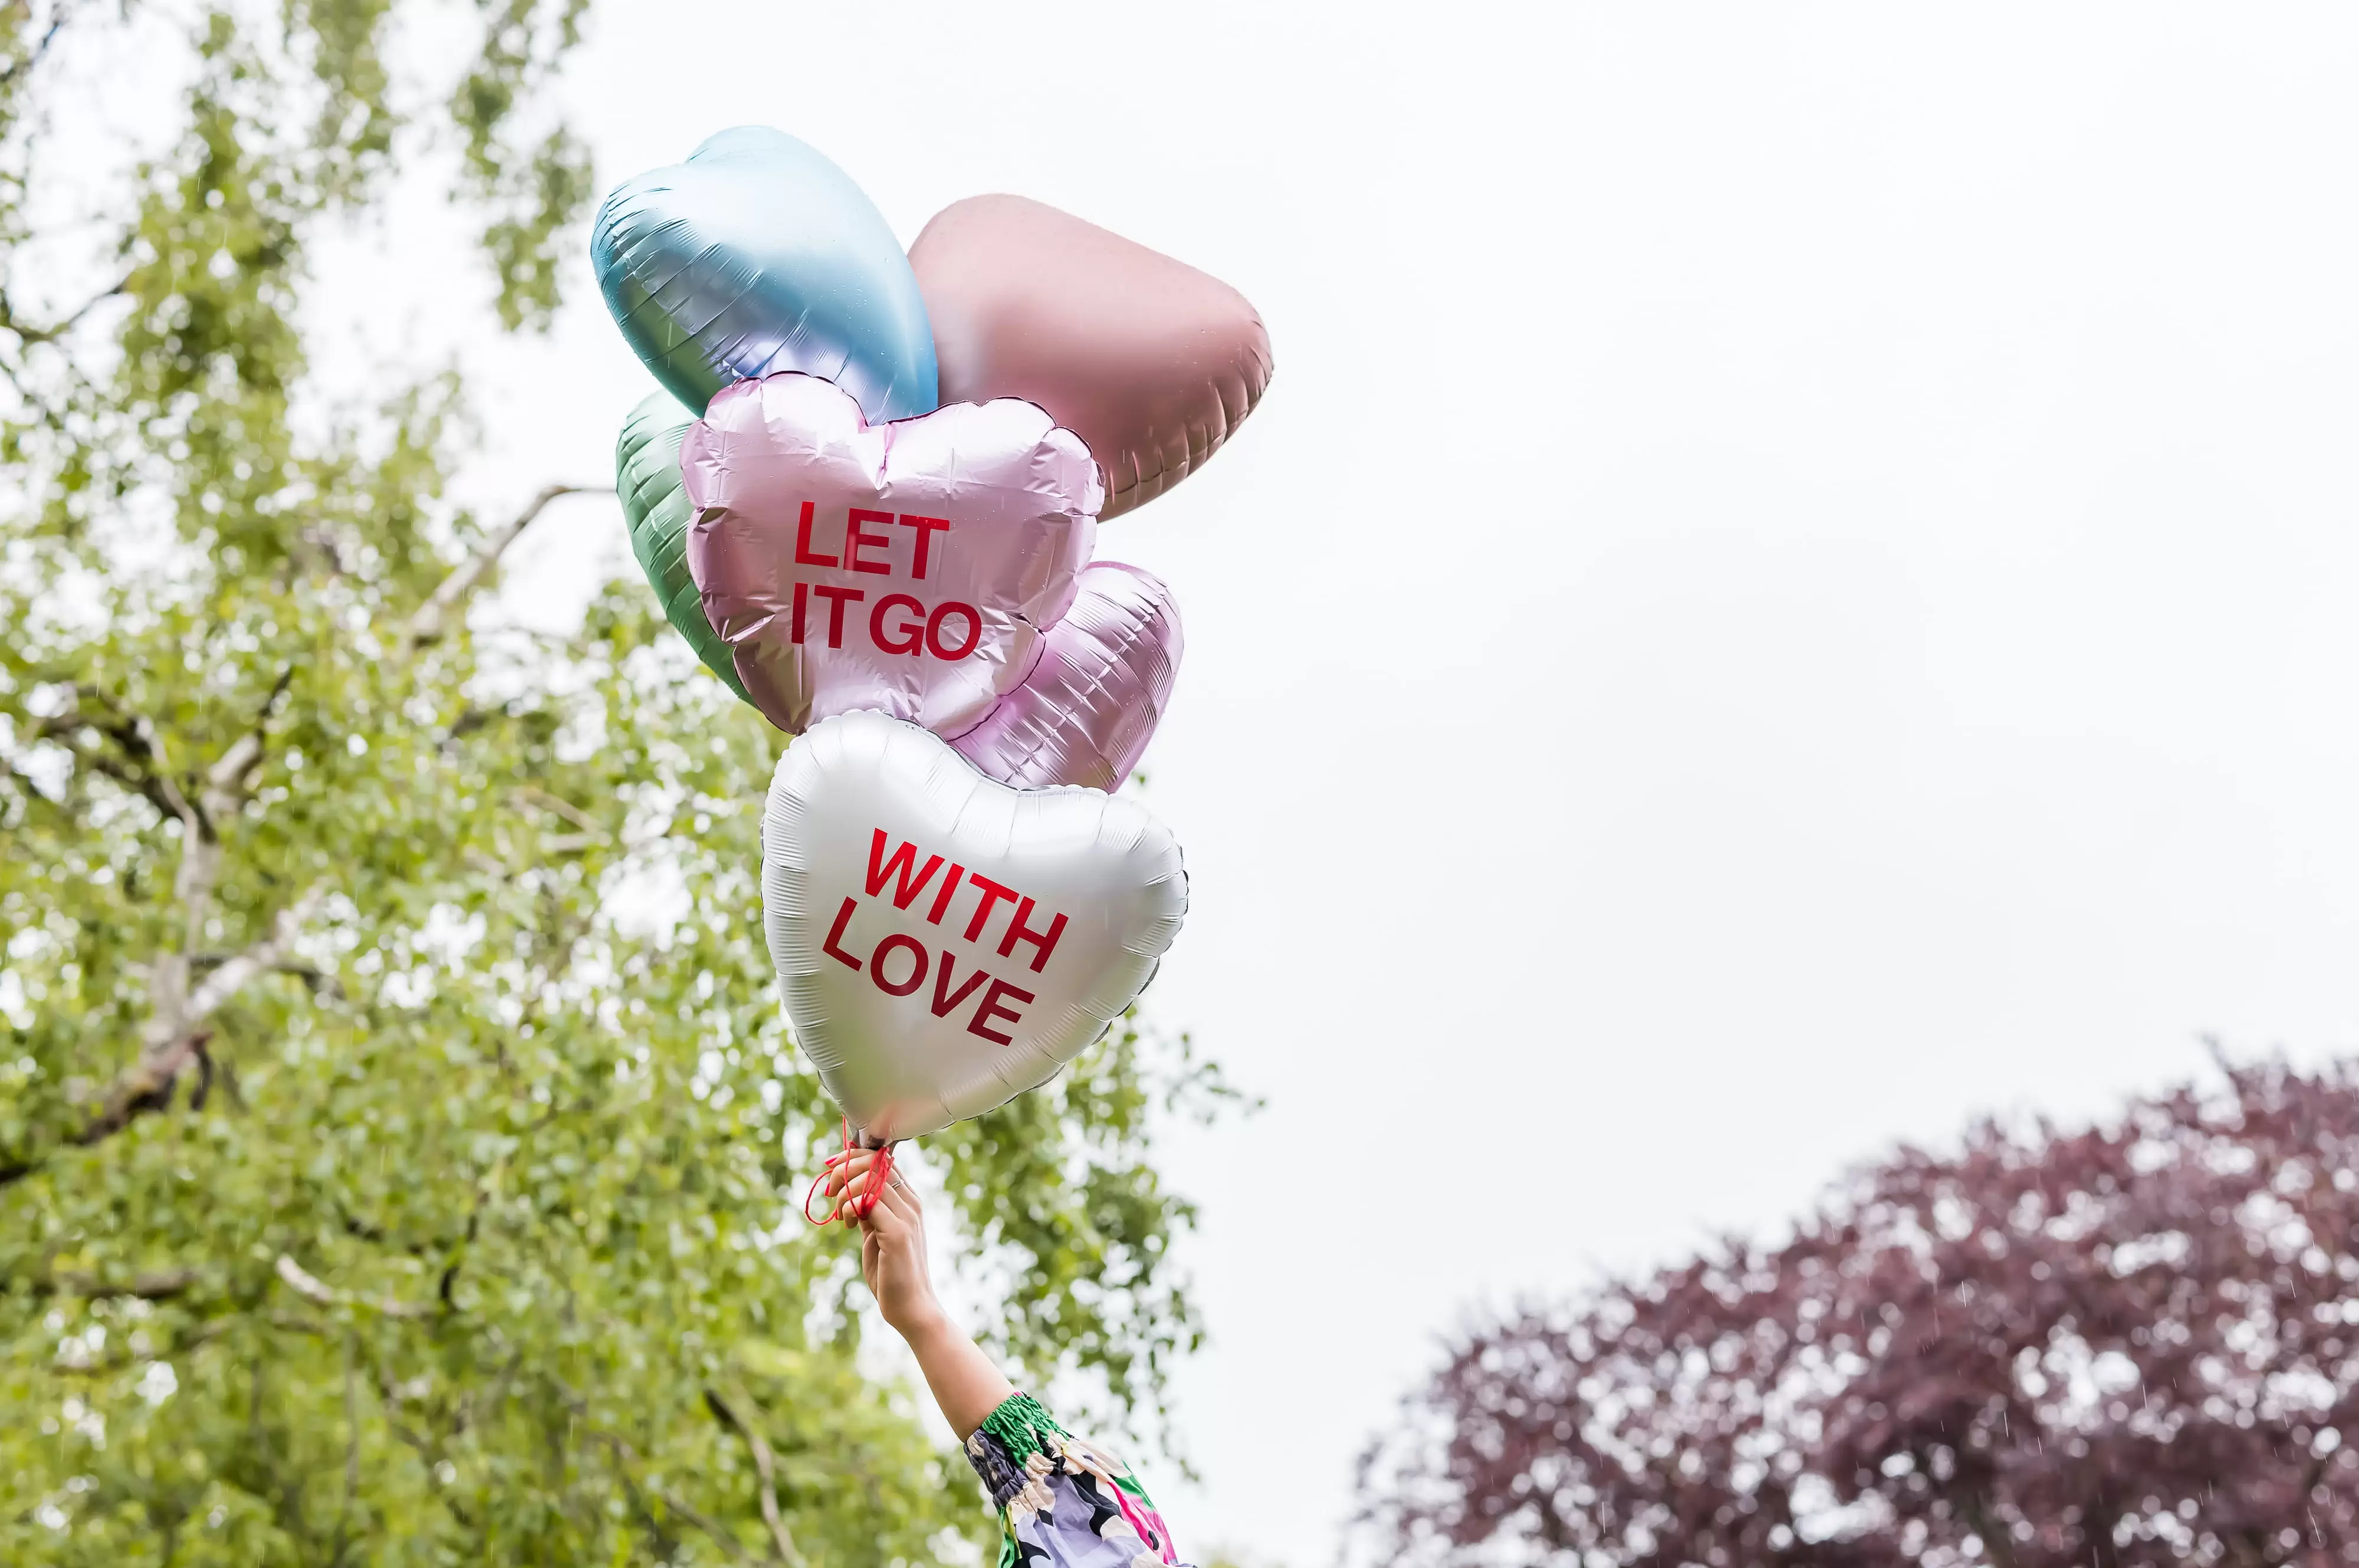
[962,1393,1188,1568]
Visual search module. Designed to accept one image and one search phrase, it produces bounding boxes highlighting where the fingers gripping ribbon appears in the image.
[803,1116,898,1226]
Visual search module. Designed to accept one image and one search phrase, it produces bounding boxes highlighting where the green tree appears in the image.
[0,2,1228,1562]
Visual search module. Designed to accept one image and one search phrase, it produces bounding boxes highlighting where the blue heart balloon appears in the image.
[592,126,939,423]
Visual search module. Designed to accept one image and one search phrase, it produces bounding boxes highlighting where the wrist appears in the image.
[885,1297,951,1343]
[895,1306,1016,1440]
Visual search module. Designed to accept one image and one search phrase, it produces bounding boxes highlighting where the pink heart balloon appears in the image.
[683,373,1102,738]
[949,561,1182,793]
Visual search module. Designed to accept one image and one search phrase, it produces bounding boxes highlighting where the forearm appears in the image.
[895,1306,1017,1440]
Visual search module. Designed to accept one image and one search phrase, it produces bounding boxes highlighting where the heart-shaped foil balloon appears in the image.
[764,711,1188,1140]
[615,391,750,702]
[618,382,1183,788]
[593,126,939,424]
[949,561,1182,792]
[908,194,1273,520]
[683,373,1100,740]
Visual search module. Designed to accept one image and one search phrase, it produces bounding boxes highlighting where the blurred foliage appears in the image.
[0,1,1233,1561]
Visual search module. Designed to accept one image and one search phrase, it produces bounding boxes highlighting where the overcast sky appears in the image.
[300,5,2359,1561]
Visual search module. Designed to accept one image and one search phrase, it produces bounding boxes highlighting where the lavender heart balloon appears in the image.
[950,562,1182,792]
[682,373,1100,740]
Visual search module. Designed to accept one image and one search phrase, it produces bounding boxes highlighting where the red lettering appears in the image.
[791,579,809,644]
[926,600,982,660]
[822,896,863,971]
[869,933,928,997]
[865,829,944,909]
[845,508,894,574]
[961,874,1018,943]
[811,584,863,648]
[928,952,990,1018]
[967,977,1036,1046]
[997,896,1069,974]
[793,500,837,568]
[925,864,965,926]
[870,593,925,655]
[894,514,950,579]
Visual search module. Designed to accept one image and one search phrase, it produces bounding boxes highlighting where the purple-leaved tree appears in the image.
[1355,1055,2359,1567]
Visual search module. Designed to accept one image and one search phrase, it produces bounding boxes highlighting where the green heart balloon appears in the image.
[616,390,754,706]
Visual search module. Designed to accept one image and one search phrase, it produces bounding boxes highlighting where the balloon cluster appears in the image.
[593,128,1266,1158]
[598,126,1270,788]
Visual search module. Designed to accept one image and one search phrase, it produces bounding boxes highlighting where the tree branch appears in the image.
[28,1266,202,1300]
[0,270,132,344]
[331,1340,362,1568]
[70,1028,213,1148]
[705,1388,810,1567]
[587,1425,748,1563]
[0,663,315,1189]
[1,885,328,1188]
[547,1375,755,1562]
[36,690,191,829]
[273,1254,434,1319]
[202,663,296,816]
[34,688,222,1061]
[402,484,604,651]
[181,887,322,1025]
[513,784,607,836]
[0,345,67,430]
[0,4,83,96]
[191,952,341,1000]
[119,883,318,1127]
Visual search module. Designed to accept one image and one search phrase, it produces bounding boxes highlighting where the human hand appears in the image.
[828,1149,941,1337]
[825,1148,1014,1437]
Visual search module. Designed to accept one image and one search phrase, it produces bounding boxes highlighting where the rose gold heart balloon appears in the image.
[683,372,1100,739]
[908,195,1273,521]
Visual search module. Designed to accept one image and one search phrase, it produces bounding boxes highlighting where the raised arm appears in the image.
[829,1149,1015,1438]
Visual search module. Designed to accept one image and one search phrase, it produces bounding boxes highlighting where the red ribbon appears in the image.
[802,1116,895,1227]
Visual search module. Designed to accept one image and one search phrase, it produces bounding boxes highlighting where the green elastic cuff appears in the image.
[977,1391,1069,1467]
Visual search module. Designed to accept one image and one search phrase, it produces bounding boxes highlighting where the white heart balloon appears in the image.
[761,710,1188,1141]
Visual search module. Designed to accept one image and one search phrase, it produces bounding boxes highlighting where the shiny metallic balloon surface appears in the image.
[615,390,751,702]
[763,711,1188,1141]
[950,561,1182,792]
[909,193,1271,520]
[683,373,1099,741]
[593,126,939,424]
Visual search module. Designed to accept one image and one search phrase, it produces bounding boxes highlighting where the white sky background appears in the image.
[298,4,2359,1562]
